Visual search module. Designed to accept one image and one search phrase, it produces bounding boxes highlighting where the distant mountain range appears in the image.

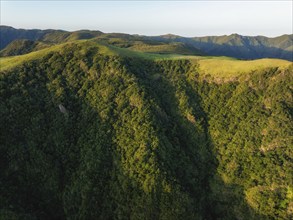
[154,33,293,61]
[0,25,292,60]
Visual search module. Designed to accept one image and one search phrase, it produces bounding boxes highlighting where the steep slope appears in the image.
[0,42,210,219]
[0,41,292,219]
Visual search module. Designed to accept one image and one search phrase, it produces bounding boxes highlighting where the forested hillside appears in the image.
[0,41,292,219]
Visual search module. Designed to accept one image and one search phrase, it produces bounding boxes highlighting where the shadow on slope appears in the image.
[121,57,267,219]
[0,44,270,219]
[151,35,293,61]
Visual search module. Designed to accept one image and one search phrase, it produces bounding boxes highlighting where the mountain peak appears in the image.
[159,33,181,39]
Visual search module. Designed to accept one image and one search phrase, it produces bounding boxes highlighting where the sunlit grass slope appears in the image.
[1,40,292,78]
[198,58,292,78]
[0,40,196,71]
[0,41,115,71]
[0,43,70,71]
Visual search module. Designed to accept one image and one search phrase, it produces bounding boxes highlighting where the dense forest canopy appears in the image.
[0,38,292,220]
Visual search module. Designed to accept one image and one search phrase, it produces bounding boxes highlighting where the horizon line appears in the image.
[1,25,291,39]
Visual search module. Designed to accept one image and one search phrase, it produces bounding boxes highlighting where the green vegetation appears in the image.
[0,40,292,219]
[1,26,292,61]
[1,40,289,74]
[96,36,202,55]
[198,58,292,80]
[0,39,52,57]
[0,41,114,71]
[159,33,293,61]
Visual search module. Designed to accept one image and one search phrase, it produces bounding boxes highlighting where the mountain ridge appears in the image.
[0,40,292,219]
[1,25,292,60]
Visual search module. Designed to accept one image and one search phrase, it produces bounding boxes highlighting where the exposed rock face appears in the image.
[58,104,67,114]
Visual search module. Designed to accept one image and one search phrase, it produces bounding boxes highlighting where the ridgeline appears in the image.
[0,39,292,219]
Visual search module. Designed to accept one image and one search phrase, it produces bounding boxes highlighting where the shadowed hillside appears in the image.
[154,34,293,61]
[0,41,292,219]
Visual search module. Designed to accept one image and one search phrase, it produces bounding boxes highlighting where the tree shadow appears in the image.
[0,52,115,219]
[1,49,269,219]
[124,57,267,219]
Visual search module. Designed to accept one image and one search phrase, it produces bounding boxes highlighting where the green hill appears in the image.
[1,26,292,60]
[0,39,52,57]
[0,32,203,58]
[95,35,203,55]
[0,40,292,219]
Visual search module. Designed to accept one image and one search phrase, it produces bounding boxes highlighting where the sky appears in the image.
[0,0,292,37]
